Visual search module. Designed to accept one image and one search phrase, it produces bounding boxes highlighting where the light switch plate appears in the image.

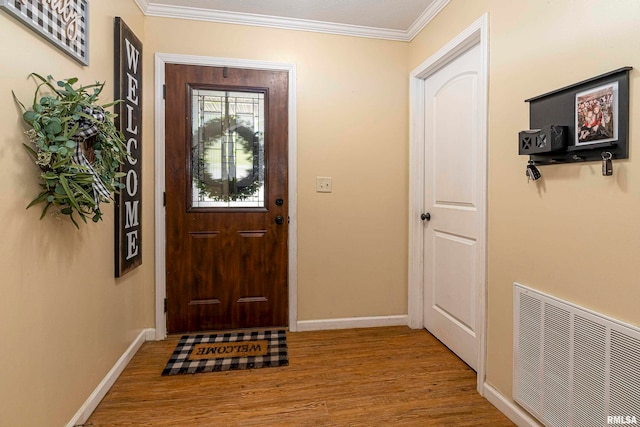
[316,176,332,193]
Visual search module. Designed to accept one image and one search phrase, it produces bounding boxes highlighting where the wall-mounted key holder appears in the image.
[519,67,632,166]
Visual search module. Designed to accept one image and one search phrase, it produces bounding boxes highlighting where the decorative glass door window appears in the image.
[190,89,265,208]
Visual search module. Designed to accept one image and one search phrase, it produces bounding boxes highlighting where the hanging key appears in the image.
[526,160,541,182]
[602,152,613,176]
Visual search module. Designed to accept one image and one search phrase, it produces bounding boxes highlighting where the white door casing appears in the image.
[408,14,488,391]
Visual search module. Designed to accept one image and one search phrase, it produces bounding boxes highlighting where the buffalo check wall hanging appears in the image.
[0,0,89,65]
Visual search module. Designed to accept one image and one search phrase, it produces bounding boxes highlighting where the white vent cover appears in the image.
[514,283,640,427]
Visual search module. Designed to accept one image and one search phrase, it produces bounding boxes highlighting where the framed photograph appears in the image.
[575,82,618,146]
[0,0,89,65]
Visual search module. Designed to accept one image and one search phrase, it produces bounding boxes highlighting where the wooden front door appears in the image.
[165,64,288,333]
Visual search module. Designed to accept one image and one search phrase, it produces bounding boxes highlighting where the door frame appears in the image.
[154,53,298,339]
[407,14,488,393]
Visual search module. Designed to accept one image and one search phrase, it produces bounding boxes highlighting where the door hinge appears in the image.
[162,84,166,99]
[163,191,166,207]
[164,298,167,313]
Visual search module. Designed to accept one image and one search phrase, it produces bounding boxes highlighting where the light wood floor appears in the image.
[88,326,514,426]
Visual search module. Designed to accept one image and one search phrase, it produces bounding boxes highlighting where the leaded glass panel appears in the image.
[190,89,265,208]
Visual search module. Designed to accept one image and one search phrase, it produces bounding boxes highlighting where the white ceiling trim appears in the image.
[406,0,450,41]
[134,0,450,42]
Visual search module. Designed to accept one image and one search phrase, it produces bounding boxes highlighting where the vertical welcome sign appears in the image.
[114,17,142,277]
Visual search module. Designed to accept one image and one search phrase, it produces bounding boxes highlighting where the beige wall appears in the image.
[0,2,153,426]
[5,0,639,424]
[410,0,640,401]
[144,18,411,321]
[1,5,410,425]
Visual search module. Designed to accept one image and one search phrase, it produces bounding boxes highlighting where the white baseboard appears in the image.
[483,382,541,427]
[66,328,155,427]
[296,315,408,332]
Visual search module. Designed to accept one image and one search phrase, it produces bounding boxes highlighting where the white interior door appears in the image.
[422,42,484,371]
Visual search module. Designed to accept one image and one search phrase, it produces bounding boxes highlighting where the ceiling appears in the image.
[134,0,450,41]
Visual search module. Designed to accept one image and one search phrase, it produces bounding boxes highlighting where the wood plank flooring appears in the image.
[87,326,514,426]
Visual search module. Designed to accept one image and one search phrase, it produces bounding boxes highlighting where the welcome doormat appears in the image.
[162,329,288,376]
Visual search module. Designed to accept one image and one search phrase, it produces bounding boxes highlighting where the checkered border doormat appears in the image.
[162,329,288,376]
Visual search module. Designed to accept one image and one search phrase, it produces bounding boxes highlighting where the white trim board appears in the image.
[407,13,489,393]
[296,315,408,332]
[154,54,299,339]
[483,383,541,427]
[134,0,450,42]
[66,328,156,427]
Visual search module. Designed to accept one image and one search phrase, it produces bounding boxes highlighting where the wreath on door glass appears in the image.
[192,117,263,202]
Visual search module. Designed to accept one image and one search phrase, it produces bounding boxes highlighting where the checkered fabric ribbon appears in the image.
[71,106,111,205]
[72,105,104,140]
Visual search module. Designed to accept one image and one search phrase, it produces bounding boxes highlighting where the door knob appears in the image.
[275,215,285,225]
[421,212,431,221]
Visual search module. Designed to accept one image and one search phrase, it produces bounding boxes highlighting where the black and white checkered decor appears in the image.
[1,0,88,65]
[162,329,289,376]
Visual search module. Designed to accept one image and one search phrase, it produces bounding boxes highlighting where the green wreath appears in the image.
[192,117,263,202]
[15,74,127,228]
[195,175,262,202]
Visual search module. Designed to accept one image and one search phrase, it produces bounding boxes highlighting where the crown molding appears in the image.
[406,0,450,41]
[134,0,450,42]
[134,0,151,14]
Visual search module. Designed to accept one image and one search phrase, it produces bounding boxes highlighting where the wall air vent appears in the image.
[513,283,640,427]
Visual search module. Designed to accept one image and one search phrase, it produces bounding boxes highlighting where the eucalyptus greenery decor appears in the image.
[15,73,127,228]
